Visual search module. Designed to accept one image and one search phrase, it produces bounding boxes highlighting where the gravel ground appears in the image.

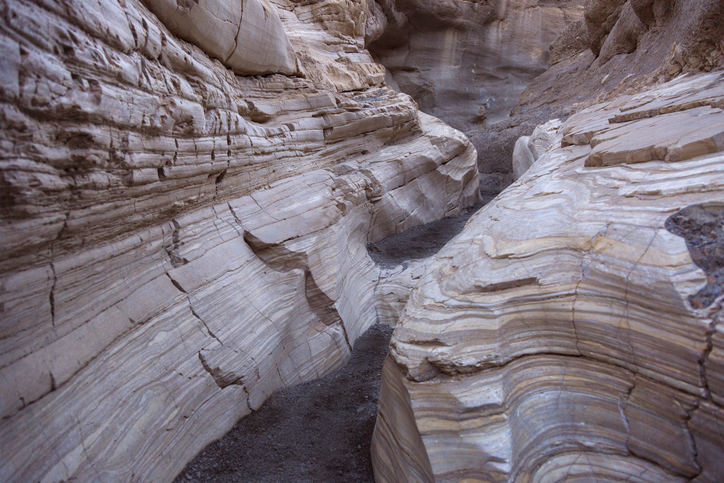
[174,324,393,483]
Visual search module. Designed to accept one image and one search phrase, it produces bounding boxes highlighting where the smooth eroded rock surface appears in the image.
[142,0,300,76]
[0,1,479,481]
[371,72,724,482]
[511,118,562,179]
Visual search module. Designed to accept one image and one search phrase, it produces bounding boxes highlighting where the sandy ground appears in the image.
[173,198,491,482]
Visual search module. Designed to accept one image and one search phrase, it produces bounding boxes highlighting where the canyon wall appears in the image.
[503,0,724,175]
[372,71,724,482]
[516,0,724,113]
[0,1,479,481]
[378,0,724,195]
[367,0,584,193]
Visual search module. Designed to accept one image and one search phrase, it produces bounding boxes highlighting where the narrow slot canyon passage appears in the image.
[368,197,494,268]
[4,0,724,481]
[174,323,392,483]
[174,200,491,482]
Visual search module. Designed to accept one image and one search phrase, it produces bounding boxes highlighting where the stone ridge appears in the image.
[557,74,724,167]
[0,0,479,481]
[371,72,724,482]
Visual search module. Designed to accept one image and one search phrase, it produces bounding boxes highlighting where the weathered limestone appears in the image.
[0,0,479,481]
[372,72,724,482]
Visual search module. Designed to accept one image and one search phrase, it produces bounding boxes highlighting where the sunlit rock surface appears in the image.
[372,72,724,483]
[0,1,479,481]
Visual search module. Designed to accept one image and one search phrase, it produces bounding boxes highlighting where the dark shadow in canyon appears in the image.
[368,195,494,268]
[174,323,393,483]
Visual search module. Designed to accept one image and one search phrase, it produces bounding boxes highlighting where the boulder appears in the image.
[142,0,300,76]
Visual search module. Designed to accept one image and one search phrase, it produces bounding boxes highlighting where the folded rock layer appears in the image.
[372,72,724,482]
[0,1,479,481]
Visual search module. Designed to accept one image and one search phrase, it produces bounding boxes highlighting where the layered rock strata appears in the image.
[0,1,479,481]
[372,72,724,482]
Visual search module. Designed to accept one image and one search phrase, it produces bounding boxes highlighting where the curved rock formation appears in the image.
[0,1,478,481]
[372,72,724,482]
[141,0,300,76]
[511,118,561,180]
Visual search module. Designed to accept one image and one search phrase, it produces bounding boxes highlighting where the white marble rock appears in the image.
[0,1,479,481]
[372,72,724,483]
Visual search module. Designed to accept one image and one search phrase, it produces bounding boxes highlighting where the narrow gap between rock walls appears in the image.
[173,197,493,482]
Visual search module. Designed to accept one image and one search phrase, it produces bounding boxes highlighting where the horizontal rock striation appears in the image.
[371,72,724,482]
[0,0,479,481]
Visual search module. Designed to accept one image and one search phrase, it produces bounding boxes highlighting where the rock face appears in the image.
[511,118,562,179]
[467,0,724,195]
[371,72,724,482]
[0,1,479,481]
[367,0,584,193]
[515,0,724,117]
[141,0,300,76]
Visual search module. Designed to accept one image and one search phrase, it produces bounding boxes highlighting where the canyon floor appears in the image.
[173,197,492,482]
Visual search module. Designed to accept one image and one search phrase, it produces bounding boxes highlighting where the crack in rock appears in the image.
[197,351,244,390]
